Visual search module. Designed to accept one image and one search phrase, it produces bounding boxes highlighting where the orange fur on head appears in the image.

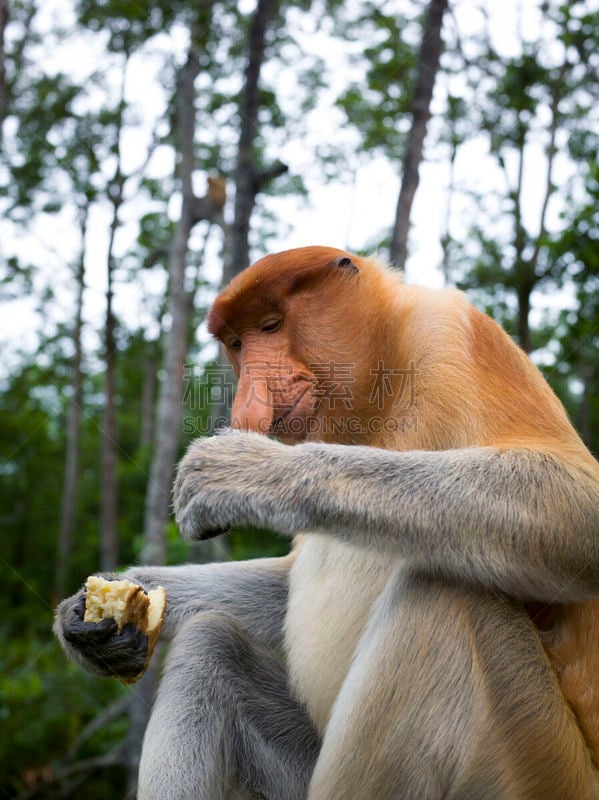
[208,247,406,445]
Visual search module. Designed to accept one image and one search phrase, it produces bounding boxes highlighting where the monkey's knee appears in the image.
[138,613,250,800]
[140,612,318,800]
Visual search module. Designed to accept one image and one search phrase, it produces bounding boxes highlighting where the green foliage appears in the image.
[0,256,34,300]
[0,361,67,620]
[4,73,80,211]
[336,5,416,153]
[229,526,290,561]
[76,0,195,49]
[1,0,324,794]
[447,0,598,358]
[545,160,599,452]
[137,212,175,267]
[0,633,126,797]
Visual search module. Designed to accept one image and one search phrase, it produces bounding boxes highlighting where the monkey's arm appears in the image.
[54,556,291,677]
[174,432,599,603]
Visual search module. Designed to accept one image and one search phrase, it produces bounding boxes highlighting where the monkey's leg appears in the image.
[308,570,596,800]
[138,611,320,800]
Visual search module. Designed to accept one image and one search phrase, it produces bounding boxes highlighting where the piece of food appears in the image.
[84,576,167,684]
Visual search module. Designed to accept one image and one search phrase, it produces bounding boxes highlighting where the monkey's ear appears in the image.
[332,256,359,274]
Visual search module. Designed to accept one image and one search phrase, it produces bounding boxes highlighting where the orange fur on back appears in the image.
[464,309,599,767]
[404,294,599,772]
[540,601,599,769]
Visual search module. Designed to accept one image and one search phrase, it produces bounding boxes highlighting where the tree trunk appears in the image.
[139,341,158,450]
[123,657,160,793]
[440,147,456,285]
[139,50,200,567]
[100,47,130,571]
[125,50,201,797]
[225,0,284,284]
[100,202,119,571]
[578,363,593,448]
[389,0,448,271]
[126,1,285,785]
[214,0,284,434]
[512,61,566,355]
[139,217,194,567]
[0,0,8,135]
[55,207,87,601]
[516,280,533,354]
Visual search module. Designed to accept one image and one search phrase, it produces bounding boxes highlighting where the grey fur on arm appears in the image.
[174,433,599,602]
[123,557,291,646]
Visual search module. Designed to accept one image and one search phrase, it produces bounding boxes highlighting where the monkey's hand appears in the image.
[174,431,289,541]
[54,583,149,679]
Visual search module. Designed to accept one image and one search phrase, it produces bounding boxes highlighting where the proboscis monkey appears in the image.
[55,247,599,800]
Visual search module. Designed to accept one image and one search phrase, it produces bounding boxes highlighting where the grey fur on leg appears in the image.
[138,611,320,800]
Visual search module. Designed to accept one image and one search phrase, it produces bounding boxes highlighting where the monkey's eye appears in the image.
[260,318,281,334]
[229,338,242,351]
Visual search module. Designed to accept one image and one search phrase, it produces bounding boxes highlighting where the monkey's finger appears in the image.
[64,615,118,643]
[102,624,149,678]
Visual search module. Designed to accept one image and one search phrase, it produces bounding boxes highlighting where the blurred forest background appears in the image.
[0,0,597,796]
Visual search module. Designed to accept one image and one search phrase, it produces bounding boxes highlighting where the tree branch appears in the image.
[0,0,9,134]
[15,750,123,800]
[253,159,288,192]
[227,0,279,283]
[389,0,449,271]
[529,60,568,273]
[65,694,130,763]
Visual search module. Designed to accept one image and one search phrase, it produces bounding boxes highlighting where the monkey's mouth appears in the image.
[270,385,316,438]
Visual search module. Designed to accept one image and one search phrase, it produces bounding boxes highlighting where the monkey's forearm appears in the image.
[54,556,291,676]
[281,444,599,601]
[175,436,599,602]
[122,557,291,645]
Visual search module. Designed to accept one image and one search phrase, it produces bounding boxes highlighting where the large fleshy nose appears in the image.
[231,364,275,434]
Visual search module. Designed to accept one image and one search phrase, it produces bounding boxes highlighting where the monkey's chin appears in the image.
[270,391,318,444]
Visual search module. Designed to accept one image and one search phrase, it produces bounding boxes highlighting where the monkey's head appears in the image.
[207,246,402,444]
